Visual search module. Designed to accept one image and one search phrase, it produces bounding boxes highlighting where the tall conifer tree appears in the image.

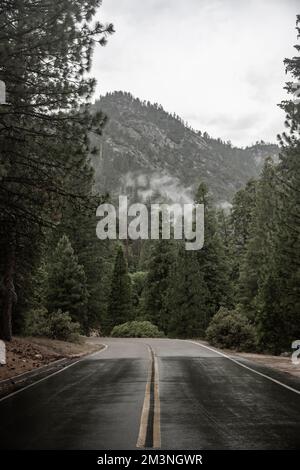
[47,235,89,330]
[106,245,132,333]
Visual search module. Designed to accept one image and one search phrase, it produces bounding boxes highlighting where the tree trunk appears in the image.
[0,242,16,341]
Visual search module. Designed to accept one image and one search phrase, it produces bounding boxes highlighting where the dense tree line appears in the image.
[0,0,114,340]
[123,18,300,352]
[0,3,298,357]
[234,17,299,352]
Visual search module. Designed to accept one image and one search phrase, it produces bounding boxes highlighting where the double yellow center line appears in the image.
[136,345,161,449]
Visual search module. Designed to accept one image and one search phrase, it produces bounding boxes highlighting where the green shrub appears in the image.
[49,310,81,342]
[23,307,51,337]
[23,307,81,342]
[206,307,257,352]
[111,320,164,338]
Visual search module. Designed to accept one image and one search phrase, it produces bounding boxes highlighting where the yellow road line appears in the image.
[153,353,161,448]
[136,344,161,448]
[136,346,152,448]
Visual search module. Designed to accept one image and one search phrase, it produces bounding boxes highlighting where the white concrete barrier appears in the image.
[0,340,6,365]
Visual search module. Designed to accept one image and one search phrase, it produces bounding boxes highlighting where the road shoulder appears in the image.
[191,340,300,394]
[0,336,105,399]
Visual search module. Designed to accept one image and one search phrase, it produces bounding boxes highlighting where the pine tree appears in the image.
[194,183,232,317]
[257,15,300,351]
[238,17,300,352]
[106,245,132,333]
[238,160,278,323]
[130,271,147,318]
[274,16,300,348]
[143,240,176,334]
[0,0,114,339]
[251,152,300,353]
[52,184,117,331]
[166,245,210,338]
[147,183,232,338]
[229,180,257,294]
[46,235,89,330]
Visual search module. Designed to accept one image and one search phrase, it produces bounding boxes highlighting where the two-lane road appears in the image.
[0,338,300,449]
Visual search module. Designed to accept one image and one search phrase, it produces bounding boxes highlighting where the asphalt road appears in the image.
[0,338,300,449]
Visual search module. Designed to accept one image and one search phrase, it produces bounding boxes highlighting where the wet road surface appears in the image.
[0,338,300,449]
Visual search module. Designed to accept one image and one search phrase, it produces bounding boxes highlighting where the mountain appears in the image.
[90,91,279,205]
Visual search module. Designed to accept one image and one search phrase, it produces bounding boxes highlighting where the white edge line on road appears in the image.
[0,344,108,403]
[0,357,67,385]
[186,340,300,396]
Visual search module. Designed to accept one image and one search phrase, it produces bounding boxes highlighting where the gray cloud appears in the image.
[93,0,299,147]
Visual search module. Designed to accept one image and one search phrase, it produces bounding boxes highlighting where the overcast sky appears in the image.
[93,0,299,147]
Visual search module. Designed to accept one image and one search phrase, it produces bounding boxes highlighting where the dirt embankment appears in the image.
[0,336,103,381]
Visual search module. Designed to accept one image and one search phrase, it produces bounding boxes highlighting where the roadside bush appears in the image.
[23,307,81,342]
[23,307,51,337]
[49,310,81,342]
[111,321,164,338]
[206,307,257,352]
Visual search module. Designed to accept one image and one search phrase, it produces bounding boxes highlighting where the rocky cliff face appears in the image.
[90,91,279,205]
